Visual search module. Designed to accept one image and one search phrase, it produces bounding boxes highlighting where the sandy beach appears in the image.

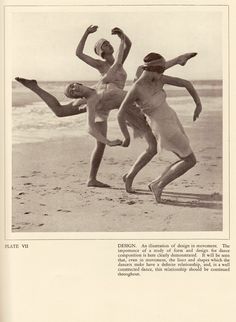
[12,92,223,232]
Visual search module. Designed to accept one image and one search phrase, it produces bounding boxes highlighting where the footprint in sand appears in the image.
[165,214,173,225]
[119,198,126,203]
[12,226,22,230]
[105,197,113,201]
[32,171,41,175]
[57,209,71,213]
[126,200,136,205]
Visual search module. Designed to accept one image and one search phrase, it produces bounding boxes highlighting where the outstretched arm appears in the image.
[162,75,202,121]
[76,25,103,70]
[112,27,132,64]
[117,85,139,147]
[101,34,125,84]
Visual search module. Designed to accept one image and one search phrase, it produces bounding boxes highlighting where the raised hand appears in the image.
[111,27,124,38]
[108,139,123,147]
[86,25,98,34]
[193,103,202,121]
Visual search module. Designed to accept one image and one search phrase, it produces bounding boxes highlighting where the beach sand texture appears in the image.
[11,81,223,232]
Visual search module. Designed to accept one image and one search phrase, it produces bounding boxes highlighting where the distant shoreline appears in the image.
[12,79,223,85]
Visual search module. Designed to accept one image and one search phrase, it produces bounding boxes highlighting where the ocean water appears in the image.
[12,80,222,144]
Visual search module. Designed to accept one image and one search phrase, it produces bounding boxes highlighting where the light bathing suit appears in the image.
[94,66,127,122]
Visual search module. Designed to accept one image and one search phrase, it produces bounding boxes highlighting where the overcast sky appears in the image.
[8,6,227,81]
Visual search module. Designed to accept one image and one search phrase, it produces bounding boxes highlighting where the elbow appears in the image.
[126,39,132,48]
[183,80,192,89]
[76,51,82,58]
[75,49,83,58]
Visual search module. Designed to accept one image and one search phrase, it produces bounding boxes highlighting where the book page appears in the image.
[1,1,235,322]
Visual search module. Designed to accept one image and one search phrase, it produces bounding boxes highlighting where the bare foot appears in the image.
[87,179,110,188]
[15,77,38,89]
[148,182,163,204]
[122,174,135,193]
[178,52,197,66]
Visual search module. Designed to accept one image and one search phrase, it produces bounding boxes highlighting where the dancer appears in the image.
[117,52,202,202]
[76,25,196,187]
[15,25,197,187]
[16,36,155,173]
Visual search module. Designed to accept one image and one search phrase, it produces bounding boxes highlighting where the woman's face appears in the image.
[101,40,114,55]
[66,82,84,98]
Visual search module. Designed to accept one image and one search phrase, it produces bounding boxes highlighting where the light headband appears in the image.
[142,58,166,68]
[94,38,107,57]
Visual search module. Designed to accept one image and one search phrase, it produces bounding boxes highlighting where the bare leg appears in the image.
[149,153,197,203]
[15,77,87,117]
[87,121,110,188]
[148,159,180,190]
[178,53,197,66]
[123,129,157,193]
[165,53,197,70]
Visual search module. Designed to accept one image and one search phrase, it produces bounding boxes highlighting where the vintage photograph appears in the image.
[8,6,226,232]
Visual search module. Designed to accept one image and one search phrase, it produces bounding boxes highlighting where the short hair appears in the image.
[64,82,83,99]
[143,52,164,63]
[142,52,166,74]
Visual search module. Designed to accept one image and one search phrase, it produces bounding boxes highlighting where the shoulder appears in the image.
[126,81,142,99]
[161,74,188,86]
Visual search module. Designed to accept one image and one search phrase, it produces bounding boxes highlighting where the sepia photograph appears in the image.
[8,5,227,233]
[2,4,236,322]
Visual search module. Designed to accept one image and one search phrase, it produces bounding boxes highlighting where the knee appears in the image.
[186,153,197,168]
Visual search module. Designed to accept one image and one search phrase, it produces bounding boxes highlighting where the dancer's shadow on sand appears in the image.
[110,187,222,209]
[137,189,222,209]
